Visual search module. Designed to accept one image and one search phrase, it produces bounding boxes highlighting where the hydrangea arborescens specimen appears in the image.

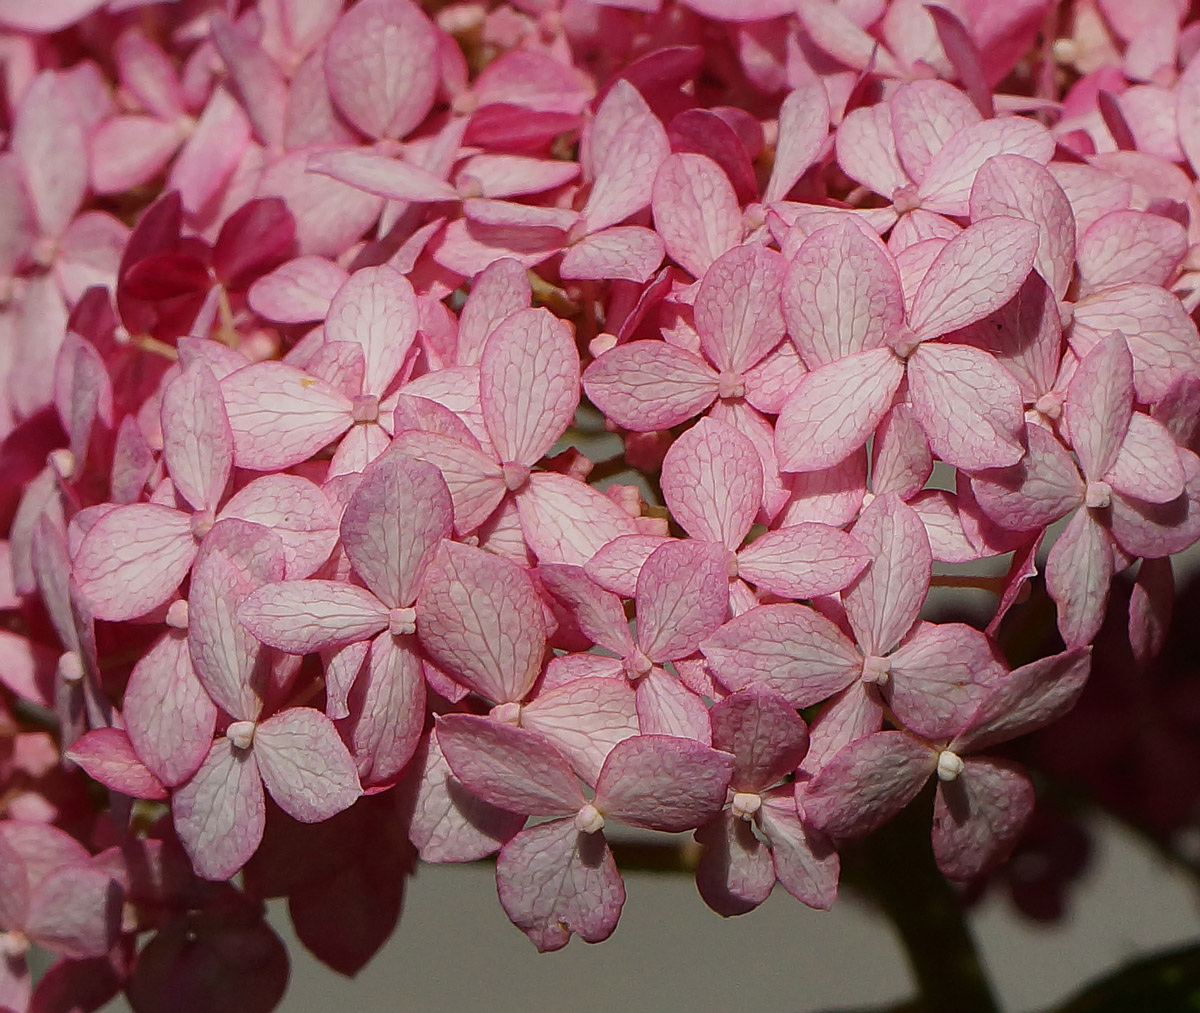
[6,0,1200,1007]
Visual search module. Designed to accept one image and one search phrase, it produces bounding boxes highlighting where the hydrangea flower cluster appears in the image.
[2,0,1200,1007]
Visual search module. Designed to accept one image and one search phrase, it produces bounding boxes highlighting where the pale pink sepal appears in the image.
[248,256,348,323]
[774,349,904,473]
[323,0,439,141]
[307,149,458,203]
[517,473,640,566]
[438,714,585,814]
[1045,508,1113,649]
[72,504,194,622]
[239,580,390,655]
[907,216,1040,341]
[1108,413,1185,504]
[1066,333,1134,481]
[803,731,937,840]
[324,265,418,396]
[582,340,717,431]
[340,452,452,608]
[594,734,733,831]
[636,540,729,663]
[635,668,712,744]
[221,362,351,470]
[583,533,673,598]
[219,474,339,579]
[694,813,775,916]
[537,565,634,654]
[764,82,829,204]
[560,227,664,284]
[758,794,839,910]
[123,631,215,787]
[417,541,546,704]
[66,728,168,801]
[970,424,1083,532]
[907,342,1025,469]
[161,362,234,514]
[695,244,786,375]
[843,494,932,656]
[651,153,742,279]
[480,308,579,467]
[737,524,870,600]
[173,738,266,881]
[661,418,761,549]
[495,819,623,952]
[456,258,531,366]
[931,758,1034,880]
[701,603,860,707]
[387,431,505,536]
[710,690,809,791]
[14,73,86,239]
[521,678,639,785]
[254,707,362,822]
[341,632,426,786]
[1076,210,1188,294]
[783,221,903,368]
[409,729,525,863]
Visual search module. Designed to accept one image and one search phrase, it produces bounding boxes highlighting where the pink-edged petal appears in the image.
[952,647,1092,754]
[843,494,932,656]
[582,340,717,432]
[636,540,729,662]
[239,580,389,655]
[661,418,761,549]
[701,603,860,706]
[456,258,532,366]
[1046,508,1113,649]
[777,452,868,529]
[1108,413,1185,504]
[560,227,664,284]
[710,690,809,791]
[886,622,1005,741]
[495,819,623,952]
[907,216,1040,342]
[516,473,640,566]
[651,153,742,279]
[1070,284,1200,403]
[248,256,347,324]
[173,738,266,881]
[124,631,215,787]
[595,734,733,831]
[1110,448,1200,558]
[253,707,362,822]
[764,82,829,204]
[835,103,907,198]
[537,565,634,654]
[932,757,1034,880]
[774,349,904,473]
[783,221,903,368]
[388,430,506,536]
[917,117,1053,217]
[695,244,786,375]
[65,728,167,801]
[1065,333,1134,481]
[871,404,932,500]
[161,362,233,513]
[480,307,579,467]
[340,632,426,786]
[803,731,937,840]
[218,474,339,579]
[417,541,545,704]
[25,865,121,959]
[737,523,869,600]
[759,791,839,909]
[969,154,1075,300]
[324,265,418,396]
[889,81,982,185]
[582,80,670,234]
[341,452,452,607]
[73,504,194,622]
[906,342,1025,469]
[970,423,1083,532]
[521,678,639,785]
[584,533,672,598]
[220,362,351,471]
[13,73,86,238]
[694,813,775,916]
[410,728,525,862]
[635,668,712,744]
[323,0,439,140]
[1077,210,1188,294]
[307,149,458,203]
[438,713,584,814]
